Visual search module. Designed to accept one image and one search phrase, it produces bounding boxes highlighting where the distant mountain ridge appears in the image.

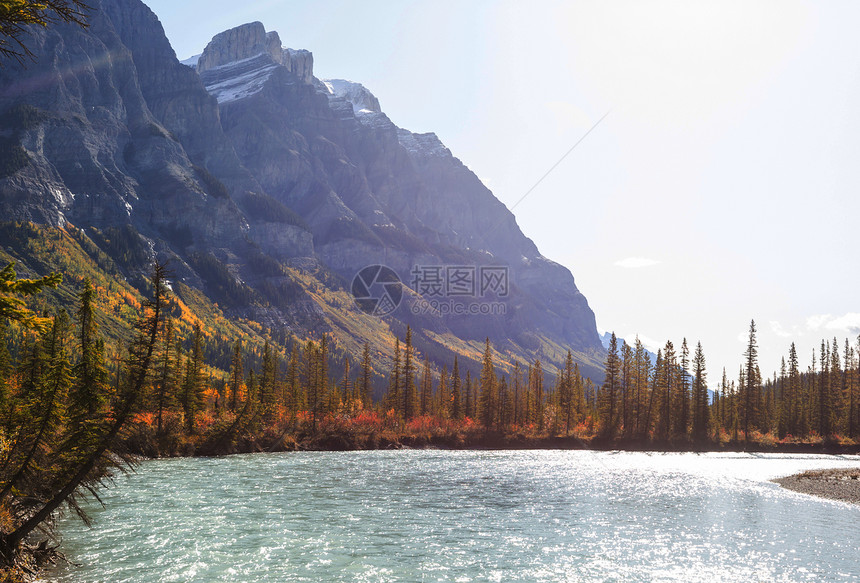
[0,0,604,379]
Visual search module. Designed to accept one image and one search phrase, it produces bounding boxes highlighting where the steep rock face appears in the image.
[0,6,602,376]
[195,22,602,361]
[0,3,241,246]
[100,0,263,198]
[0,1,313,276]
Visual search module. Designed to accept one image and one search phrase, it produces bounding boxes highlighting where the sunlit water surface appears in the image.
[43,450,860,582]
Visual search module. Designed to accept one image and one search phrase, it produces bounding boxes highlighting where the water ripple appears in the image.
[43,451,860,583]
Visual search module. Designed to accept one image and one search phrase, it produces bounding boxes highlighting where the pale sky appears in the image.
[144,0,860,381]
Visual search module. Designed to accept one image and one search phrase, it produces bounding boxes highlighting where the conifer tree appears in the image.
[315,335,329,422]
[260,341,277,419]
[420,357,432,416]
[181,322,205,434]
[464,371,473,419]
[436,365,449,418]
[511,361,522,426]
[785,343,800,437]
[677,338,691,438]
[620,342,633,437]
[341,357,351,413]
[818,340,830,437]
[0,319,10,431]
[557,351,572,434]
[153,318,177,435]
[451,357,462,419]
[70,280,109,421]
[401,327,417,421]
[359,342,372,408]
[532,360,544,432]
[599,333,621,438]
[0,262,167,562]
[742,320,759,439]
[645,349,662,439]
[387,338,401,417]
[498,375,511,429]
[0,311,72,503]
[830,337,842,435]
[304,339,319,429]
[691,341,708,441]
[632,338,650,439]
[286,340,301,414]
[478,339,497,430]
[228,339,243,412]
[0,262,61,331]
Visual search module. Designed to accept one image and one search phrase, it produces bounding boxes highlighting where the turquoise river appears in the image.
[43,451,860,582]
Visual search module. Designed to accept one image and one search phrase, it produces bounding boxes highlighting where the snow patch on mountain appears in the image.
[180,54,201,69]
[204,63,278,103]
[322,79,381,115]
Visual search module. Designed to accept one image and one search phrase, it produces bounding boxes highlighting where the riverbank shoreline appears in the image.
[773,468,860,504]
[145,429,860,458]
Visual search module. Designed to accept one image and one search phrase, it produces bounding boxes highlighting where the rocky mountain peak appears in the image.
[197,21,272,73]
[0,0,604,380]
[196,21,314,91]
[323,79,382,114]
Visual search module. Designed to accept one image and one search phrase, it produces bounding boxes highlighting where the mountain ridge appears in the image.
[0,0,605,381]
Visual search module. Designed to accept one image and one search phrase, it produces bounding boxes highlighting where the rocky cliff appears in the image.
[0,1,604,378]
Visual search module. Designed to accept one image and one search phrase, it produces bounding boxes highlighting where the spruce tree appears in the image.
[359,342,372,408]
[341,357,351,413]
[620,342,633,438]
[742,321,759,439]
[304,339,318,429]
[70,280,109,421]
[464,371,473,420]
[286,340,301,414]
[532,360,544,432]
[401,327,417,421]
[599,333,621,438]
[435,365,448,418]
[691,342,708,441]
[451,357,462,420]
[388,339,401,417]
[228,340,243,412]
[0,311,72,504]
[0,319,10,432]
[420,357,432,416]
[677,338,691,438]
[153,318,178,435]
[181,322,205,434]
[260,341,277,419]
[478,339,497,430]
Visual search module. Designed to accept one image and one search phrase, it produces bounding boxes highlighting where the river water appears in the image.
[44,450,860,582]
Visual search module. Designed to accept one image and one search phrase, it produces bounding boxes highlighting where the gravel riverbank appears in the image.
[774,468,860,504]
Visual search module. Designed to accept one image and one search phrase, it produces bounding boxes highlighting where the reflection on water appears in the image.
[45,451,860,583]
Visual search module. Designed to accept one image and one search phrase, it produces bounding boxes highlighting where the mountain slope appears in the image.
[0,1,604,380]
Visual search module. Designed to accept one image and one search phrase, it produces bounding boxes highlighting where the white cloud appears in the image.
[825,313,860,336]
[806,314,832,331]
[614,257,660,269]
[769,320,794,338]
[800,313,860,337]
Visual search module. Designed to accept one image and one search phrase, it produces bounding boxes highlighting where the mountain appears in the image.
[0,0,604,382]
